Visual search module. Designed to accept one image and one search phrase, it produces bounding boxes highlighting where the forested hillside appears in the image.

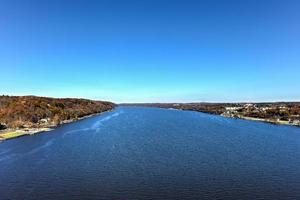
[0,96,115,129]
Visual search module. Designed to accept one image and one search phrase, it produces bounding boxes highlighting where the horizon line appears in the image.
[1,94,300,104]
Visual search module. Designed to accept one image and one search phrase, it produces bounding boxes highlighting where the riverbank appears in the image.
[222,115,296,126]
[0,128,53,141]
[122,103,300,127]
[0,95,116,141]
[0,108,115,141]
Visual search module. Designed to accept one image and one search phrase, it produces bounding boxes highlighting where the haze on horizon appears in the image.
[1,0,299,103]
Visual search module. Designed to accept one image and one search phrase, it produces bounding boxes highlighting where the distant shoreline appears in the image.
[122,103,300,127]
[233,116,292,126]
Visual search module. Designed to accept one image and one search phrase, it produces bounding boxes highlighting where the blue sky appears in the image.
[0,0,299,103]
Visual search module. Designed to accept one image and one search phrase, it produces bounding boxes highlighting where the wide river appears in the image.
[1,106,300,200]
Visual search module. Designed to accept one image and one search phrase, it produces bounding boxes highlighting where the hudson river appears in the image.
[1,107,300,199]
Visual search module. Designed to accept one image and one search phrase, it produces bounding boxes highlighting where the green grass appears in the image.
[0,131,28,140]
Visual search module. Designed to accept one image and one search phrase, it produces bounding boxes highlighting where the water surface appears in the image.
[1,106,300,200]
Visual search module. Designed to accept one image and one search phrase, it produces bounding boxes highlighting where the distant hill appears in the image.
[0,95,115,129]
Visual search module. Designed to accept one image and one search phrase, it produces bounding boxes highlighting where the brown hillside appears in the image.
[0,96,115,129]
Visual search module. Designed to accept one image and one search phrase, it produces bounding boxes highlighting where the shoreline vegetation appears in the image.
[0,111,114,141]
[1,96,299,141]
[0,96,115,141]
[122,103,300,127]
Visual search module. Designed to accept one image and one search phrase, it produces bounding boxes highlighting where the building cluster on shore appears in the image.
[221,103,300,126]
[126,102,300,127]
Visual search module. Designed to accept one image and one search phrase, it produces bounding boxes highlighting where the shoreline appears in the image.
[0,128,53,141]
[164,107,300,127]
[0,108,115,142]
[222,115,298,127]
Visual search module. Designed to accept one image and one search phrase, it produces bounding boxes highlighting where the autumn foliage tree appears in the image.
[0,96,115,129]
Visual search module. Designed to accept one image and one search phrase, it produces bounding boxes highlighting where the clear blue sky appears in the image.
[0,0,299,103]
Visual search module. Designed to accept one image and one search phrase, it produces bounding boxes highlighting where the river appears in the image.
[1,106,300,199]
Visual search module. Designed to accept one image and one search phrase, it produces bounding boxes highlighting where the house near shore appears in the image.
[0,123,7,130]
